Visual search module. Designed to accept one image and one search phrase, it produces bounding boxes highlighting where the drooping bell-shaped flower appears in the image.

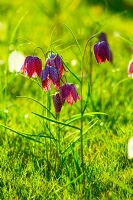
[128,59,133,78]
[41,65,60,91]
[94,32,112,64]
[94,41,112,64]
[59,83,80,105]
[53,93,63,113]
[46,53,65,77]
[21,56,42,77]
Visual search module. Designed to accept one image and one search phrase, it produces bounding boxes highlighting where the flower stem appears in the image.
[55,113,61,176]
[80,32,98,188]
[89,40,93,91]
[80,71,84,174]
[42,91,48,177]
[47,90,51,176]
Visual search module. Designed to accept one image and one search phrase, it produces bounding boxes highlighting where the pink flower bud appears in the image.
[53,93,63,113]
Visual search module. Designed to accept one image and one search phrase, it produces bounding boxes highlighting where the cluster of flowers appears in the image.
[21,32,133,113]
[21,53,80,113]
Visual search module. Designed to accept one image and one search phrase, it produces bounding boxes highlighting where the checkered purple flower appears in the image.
[53,93,63,113]
[59,83,80,106]
[21,56,42,77]
[46,53,66,77]
[41,65,60,91]
[94,32,112,64]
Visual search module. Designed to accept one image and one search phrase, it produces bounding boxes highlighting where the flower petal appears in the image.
[49,66,60,89]
[34,57,42,77]
[42,78,51,91]
[41,66,49,81]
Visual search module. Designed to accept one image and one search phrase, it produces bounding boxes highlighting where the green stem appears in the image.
[80,32,98,187]
[42,91,47,177]
[80,72,84,173]
[55,113,61,176]
[33,46,46,59]
[47,90,51,176]
[89,40,93,91]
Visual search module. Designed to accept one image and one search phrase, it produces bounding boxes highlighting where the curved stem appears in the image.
[33,46,46,59]
[82,33,99,63]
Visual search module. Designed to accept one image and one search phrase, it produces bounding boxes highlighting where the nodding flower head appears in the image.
[53,93,63,113]
[94,32,112,64]
[41,65,60,91]
[59,83,80,106]
[128,59,133,78]
[94,41,112,64]
[46,53,65,77]
[21,56,42,77]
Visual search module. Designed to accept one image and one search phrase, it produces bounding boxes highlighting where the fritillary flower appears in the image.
[53,93,63,113]
[21,56,42,77]
[94,32,112,64]
[41,65,60,91]
[128,59,133,78]
[59,83,80,105]
[46,53,65,77]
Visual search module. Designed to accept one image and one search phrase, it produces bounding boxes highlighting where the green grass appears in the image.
[0,0,133,199]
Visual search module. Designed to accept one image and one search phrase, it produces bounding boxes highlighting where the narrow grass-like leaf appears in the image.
[64,119,96,140]
[63,112,108,124]
[61,117,96,133]
[60,112,107,130]
[71,144,81,175]
[63,23,82,56]
[10,11,29,44]
[25,132,56,140]
[113,78,131,90]
[83,81,90,114]
[63,62,81,83]
[17,96,56,119]
[108,177,133,194]
[70,112,108,118]
[62,120,98,155]
[32,112,81,130]
[118,33,133,44]
[0,124,45,144]
[44,123,56,141]
[49,173,83,195]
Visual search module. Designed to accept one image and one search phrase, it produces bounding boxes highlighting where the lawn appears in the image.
[0,0,133,199]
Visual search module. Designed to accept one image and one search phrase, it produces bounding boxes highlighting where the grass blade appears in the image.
[17,96,56,119]
[10,11,29,44]
[62,120,98,155]
[0,124,45,144]
[32,112,81,130]
[63,62,81,83]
